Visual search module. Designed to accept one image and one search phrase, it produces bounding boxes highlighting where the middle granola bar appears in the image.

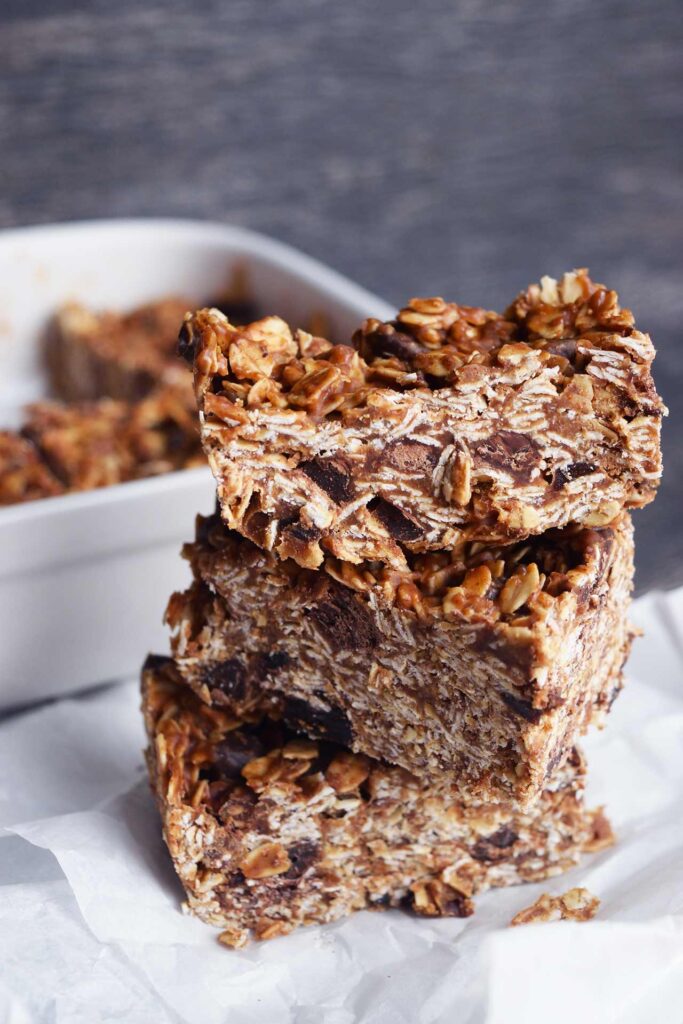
[167,510,635,806]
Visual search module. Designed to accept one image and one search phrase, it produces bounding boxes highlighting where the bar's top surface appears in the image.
[183,270,662,417]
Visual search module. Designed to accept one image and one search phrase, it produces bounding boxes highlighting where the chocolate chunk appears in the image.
[487,826,519,848]
[243,509,274,547]
[382,440,440,475]
[545,338,577,362]
[359,326,423,362]
[284,840,320,878]
[306,583,381,652]
[471,826,519,862]
[201,658,247,700]
[143,653,174,674]
[473,431,541,483]
[552,461,596,491]
[160,421,192,454]
[177,320,196,364]
[471,627,534,678]
[287,523,322,543]
[402,888,474,918]
[282,694,353,746]
[368,496,423,542]
[300,455,355,504]
[279,520,323,562]
[260,650,290,671]
[500,690,543,723]
[213,731,265,779]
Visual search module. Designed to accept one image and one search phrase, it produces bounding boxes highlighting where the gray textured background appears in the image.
[0,0,680,591]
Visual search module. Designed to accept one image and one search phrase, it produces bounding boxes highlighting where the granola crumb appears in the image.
[510,887,600,926]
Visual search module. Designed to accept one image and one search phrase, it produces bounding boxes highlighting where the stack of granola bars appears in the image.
[142,270,664,947]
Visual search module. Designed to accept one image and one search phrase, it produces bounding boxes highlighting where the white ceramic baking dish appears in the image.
[0,219,393,710]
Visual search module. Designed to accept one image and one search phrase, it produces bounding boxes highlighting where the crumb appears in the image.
[510,886,600,926]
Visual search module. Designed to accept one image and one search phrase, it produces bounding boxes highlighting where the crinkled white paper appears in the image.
[1,590,683,1023]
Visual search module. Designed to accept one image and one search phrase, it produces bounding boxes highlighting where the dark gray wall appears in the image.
[1,0,681,591]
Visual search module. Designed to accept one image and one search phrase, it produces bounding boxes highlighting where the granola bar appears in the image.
[49,297,193,402]
[142,655,611,947]
[179,270,663,569]
[20,387,202,493]
[167,510,634,805]
[0,431,64,505]
[49,292,262,404]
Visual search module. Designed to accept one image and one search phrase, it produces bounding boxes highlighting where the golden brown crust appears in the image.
[181,270,664,569]
[142,657,609,947]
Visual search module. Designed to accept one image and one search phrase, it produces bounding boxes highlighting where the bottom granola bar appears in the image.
[142,655,612,947]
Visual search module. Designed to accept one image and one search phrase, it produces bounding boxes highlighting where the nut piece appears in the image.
[218,924,249,949]
[582,501,621,527]
[462,564,492,597]
[510,886,600,926]
[228,317,298,382]
[282,739,319,760]
[255,919,292,942]
[440,865,475,897]
[410,878,475,918]
[325,752,370,793]
[498,562,541,615]
[450,447,472,506]
[239,842,292,879]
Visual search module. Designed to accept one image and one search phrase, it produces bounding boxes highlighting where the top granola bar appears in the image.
[180,270,664,569]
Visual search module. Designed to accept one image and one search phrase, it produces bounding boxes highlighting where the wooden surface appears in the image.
[0,0,681,592]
